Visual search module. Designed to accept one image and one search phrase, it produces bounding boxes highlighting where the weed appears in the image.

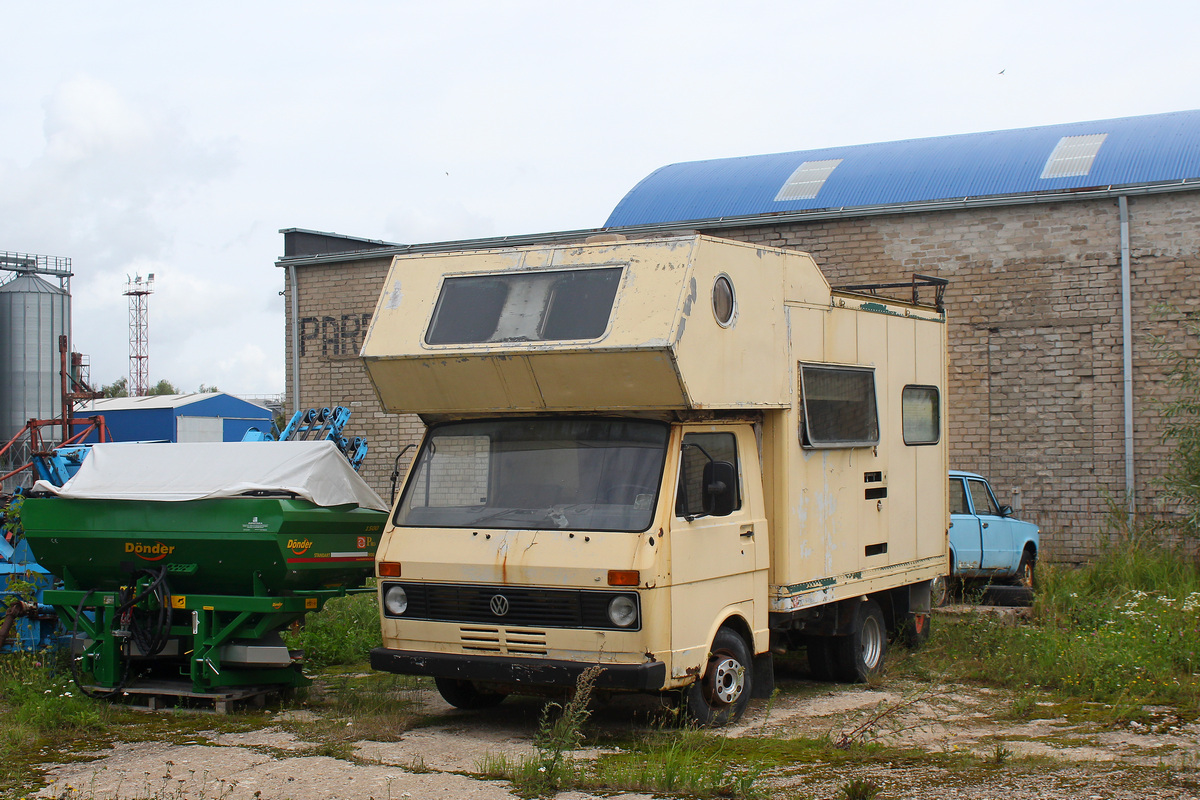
[921,535,1200,714]
[835,683,953,747]
[0,650,116,791]
[1007,693,1036,720]
[520,664,601,794]
[281,588,380,668]
[987,742,1012,766]
[284,672,421,743]
[838,777,882,800]
[592,728,762,798]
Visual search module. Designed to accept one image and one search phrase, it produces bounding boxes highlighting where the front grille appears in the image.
[383,582,640,631]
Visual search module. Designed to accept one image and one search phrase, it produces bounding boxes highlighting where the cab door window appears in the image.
[675,432,741,518]
[967,479,1001,516]
[949,477,969,515]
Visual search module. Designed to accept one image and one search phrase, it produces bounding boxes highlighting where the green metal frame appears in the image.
[47,587,350,693]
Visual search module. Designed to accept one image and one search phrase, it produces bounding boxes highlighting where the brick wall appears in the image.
[713,192,1199,562]
[282,255,424,506]
[283,190,1200,563]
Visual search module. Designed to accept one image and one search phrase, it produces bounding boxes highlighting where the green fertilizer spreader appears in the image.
[20,441,388,697]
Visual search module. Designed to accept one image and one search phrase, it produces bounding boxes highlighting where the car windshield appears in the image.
[394,418,670,532]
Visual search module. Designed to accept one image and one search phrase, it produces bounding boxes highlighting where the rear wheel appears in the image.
[434,677,507,710]
[685,628,754,726]
[834,599,888,683]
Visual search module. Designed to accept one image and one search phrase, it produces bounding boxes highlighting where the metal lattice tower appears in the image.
[124,274,154,396]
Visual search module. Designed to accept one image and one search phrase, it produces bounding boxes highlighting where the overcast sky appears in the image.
[2,1,1197,396]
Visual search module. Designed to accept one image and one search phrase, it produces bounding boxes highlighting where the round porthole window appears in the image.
[712,274,736,327]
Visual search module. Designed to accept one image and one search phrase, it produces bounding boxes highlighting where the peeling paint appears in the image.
[681,276,697,316]
[384,280,403,310]
[772,586,835,612]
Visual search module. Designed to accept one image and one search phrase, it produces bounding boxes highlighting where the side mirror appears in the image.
[999,504,1013,518]
[702,460,737,517]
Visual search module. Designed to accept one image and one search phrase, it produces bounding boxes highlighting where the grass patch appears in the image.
[922,536,1200,715]
[281,588,380,668]
[0,649,117,791]
[281,671,424,744]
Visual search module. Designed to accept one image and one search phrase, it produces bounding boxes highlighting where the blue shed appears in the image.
[605,109,1200,227]
[75,393,273,444]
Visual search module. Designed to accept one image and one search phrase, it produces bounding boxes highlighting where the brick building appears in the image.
[277,110,1200,563]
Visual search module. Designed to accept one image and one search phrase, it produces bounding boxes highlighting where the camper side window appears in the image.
[799,364,880,448]
[902,385,940,445]
[675,432,741,518]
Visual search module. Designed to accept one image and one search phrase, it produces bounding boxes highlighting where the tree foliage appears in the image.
[1155,307,1200,533]
[101,377,128,398]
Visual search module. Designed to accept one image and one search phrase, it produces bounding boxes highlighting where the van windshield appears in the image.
[394,419,669,532]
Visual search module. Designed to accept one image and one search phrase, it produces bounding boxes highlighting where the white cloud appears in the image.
[2,0,1199,397]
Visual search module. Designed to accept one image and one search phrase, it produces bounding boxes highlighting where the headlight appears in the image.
[607,595,637,628]
[384,585,409,616]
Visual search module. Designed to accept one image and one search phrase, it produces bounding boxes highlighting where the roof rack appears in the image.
[832,273,948,312]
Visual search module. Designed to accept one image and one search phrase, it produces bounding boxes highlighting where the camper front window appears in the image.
[394,418,669,533]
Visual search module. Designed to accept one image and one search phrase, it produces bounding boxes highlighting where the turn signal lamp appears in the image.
[607,569,639,586]
[378,561,401,578]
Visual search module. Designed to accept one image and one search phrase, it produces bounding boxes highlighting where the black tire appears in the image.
[804,636,839,681]
[685,628,754,726]
[834,599,888,683]
[1015,550,1036,589]
[434,677,507,710]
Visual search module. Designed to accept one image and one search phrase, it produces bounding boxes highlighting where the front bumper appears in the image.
[370,647,667,692]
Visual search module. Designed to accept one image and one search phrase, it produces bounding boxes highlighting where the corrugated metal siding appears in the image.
[0,274,69,442]
[605,110,1200,227]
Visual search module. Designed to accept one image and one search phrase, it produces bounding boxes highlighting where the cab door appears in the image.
[969,478,1016,571]
[667,425,768,674]
[949,475,982,570]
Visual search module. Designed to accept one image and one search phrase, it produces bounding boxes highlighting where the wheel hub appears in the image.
[708,655,745,704]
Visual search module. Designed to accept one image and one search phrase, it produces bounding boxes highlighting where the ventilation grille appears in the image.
[1040,134,1107,179]
[460,626,548,655]
[774,159,843,201]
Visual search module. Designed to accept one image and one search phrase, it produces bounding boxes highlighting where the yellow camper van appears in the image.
[361,233,948,724]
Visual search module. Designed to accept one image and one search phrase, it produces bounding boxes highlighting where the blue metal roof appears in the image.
[605,110,1200,228]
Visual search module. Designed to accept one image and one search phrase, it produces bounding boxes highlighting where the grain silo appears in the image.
[0,254,72,449]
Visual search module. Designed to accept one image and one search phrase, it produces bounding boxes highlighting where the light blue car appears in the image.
[933,471,1039,605]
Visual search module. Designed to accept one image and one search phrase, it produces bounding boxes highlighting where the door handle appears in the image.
[740,524,755,538]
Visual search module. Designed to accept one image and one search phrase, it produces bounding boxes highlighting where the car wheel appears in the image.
[685,628,754,726]
[834,599,888,683]
[1015,550,1036,589]
[434,677,507,710]
[930,574,949,608]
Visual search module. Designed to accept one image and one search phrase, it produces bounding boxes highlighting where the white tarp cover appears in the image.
[32,441,389,511]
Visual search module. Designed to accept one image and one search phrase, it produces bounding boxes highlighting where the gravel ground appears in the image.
[28,656,1200,800]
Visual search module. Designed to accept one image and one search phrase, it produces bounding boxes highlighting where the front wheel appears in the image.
[930,574,949,608]
[1015,550,1036,589]
[434,677,507,710]
[834,599,888,683]
[685,628,754,726]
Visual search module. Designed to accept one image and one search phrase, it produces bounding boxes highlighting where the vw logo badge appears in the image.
[489,594,510,617]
